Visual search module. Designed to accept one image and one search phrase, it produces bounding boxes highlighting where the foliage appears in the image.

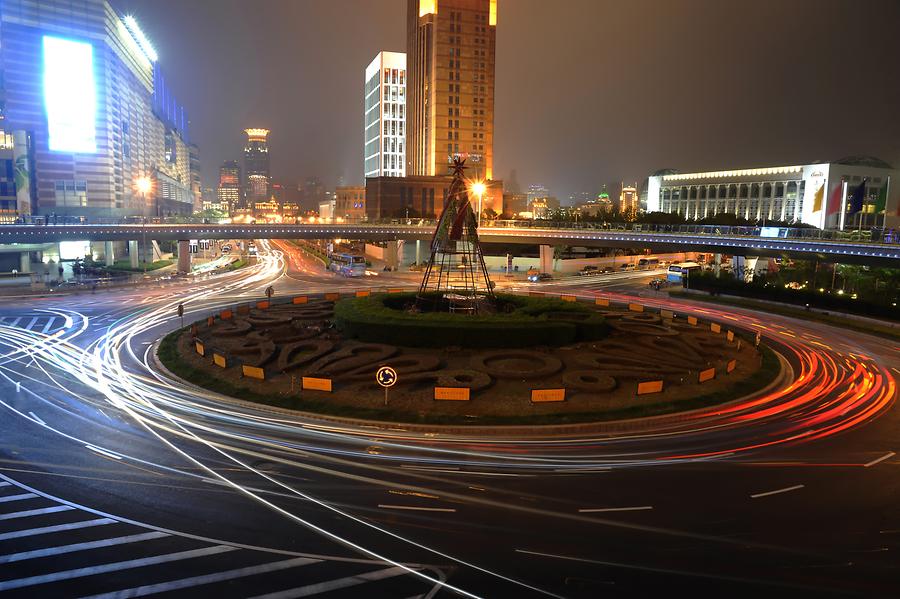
[334,293,609,348]
[106,259,173,272]
[226,258,248,271]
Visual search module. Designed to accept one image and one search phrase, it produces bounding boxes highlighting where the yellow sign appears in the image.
[387,288,404,294]
[727,359,737,373]
[660,309,674,320]
[434,387,470,401]
[220,309,233,320]
[302,377,332,392]
[376,366,398,388]
[213,353,227,368]
[628,303,644,313]
[531,388,565,402]
[355,290,371,298]
[710,323,721,333]
[256,301,270,310]
[560,295,577,302]
[595,297,609,307]
[194,341,205,356]
[324,293,340,301]
[687,316,698,326]
[699,367,716,383]
[292,296,308,304]
[727,330,735,342]
[637,380,664,395]
[242,364,265,380]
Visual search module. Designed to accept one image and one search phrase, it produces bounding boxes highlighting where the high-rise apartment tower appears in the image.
[243,128,270,207]
[365,52,406,178]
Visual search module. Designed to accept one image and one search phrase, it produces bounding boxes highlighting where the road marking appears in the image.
[249,566,410,599]
[25,316,39,330]
[28,411,45,426]
[7,317,21,327]
[0,531,168,564]
[377,504,457,513]
[0,482,10,487]
[0,492,38,503]
[84,556,321,598]
[0,518,115,541]
[85,444,122,460]
[863,452,895,468]
[578,506,653,513]
[750,484,805,499]
[0,505,74,521]
[0,545,238,591]
[40,318,56,333]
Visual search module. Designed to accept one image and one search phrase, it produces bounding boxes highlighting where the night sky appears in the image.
[117,0,900,201]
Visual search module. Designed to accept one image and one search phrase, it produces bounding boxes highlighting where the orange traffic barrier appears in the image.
[292,296,309,304]
[560,295,577,303]
[324,293,340,301]
[220,309,233,320]
[727,359,737,373]
[237,305,250,315]
[302,377,332,392]
[595,297,609,306]
[387,288,404,294]
[213,353,227,368]
[256,301,270,310]
[531,389,565,402]
[628,303,644,313]
[727,330,735,342]
[206,316,214,327]
[637,380,664,395]
[434,387,470,401]
[242,364,265,380]
[710,323,721,334]
[355,290,371,298]
[194,341,205,356]
[190,324,198,336]
[699,367,716,383]
[660,309,674,320]
[687,316,698,326]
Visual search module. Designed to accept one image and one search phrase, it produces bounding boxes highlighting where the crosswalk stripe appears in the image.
[249,566,410,599]
[0,531,168,564]
[0,518,115,541]
[0,505,74,521]
[40,318,56,333]
[0,493,38,503]
[83,556,321,598]
[7,317,21,327]
[25,317,39,330]
[0,545,238,591]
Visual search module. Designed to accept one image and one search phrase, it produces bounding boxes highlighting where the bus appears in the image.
[666,261,702,284]
[329,253,366,277]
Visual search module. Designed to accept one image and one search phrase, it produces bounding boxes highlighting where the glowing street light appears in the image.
[135,176,152,195]
[470,181,486,227]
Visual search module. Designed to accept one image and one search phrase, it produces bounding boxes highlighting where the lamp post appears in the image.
[471,181,486,227]
[136,176,152,275]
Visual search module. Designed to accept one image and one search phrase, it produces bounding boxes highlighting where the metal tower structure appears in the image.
[416,157,495,313]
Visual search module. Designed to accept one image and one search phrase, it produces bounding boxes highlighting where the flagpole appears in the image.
[838,181,848,231]
[883,175,891,229]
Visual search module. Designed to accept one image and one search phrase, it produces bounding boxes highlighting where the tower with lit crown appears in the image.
[243,128,270,208]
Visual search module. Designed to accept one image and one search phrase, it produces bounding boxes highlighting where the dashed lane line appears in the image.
[377,504,457,513]
[863,451,895,468]
[578,506,653,514]
[750,484,805,499]
[0,505,74,521]
[0,518,116,541]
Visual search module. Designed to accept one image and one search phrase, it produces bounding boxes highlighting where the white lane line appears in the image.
[24,317,39,330]
[40,318,56,333]
[0,505,74,521]
[0,493,38,503]
[28,411,45,426]
[85,444,123,460]
[0,482,10,487]
[578,506,653,513]
[0,518,115,541]
[750,484,805,499]
[377,504,457,513]
[864,451,895,468]
[8,317,21,327]
[83,556,320,599]
[0,545,238,591]
[0,531,168,564]
[249,566,410,599]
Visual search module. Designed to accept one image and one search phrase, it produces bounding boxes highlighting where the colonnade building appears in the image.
[646,157,899,229]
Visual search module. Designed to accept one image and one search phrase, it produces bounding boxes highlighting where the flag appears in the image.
[848,179,867,214]
[811,183,825,212]
[826,180,843,214]
[875,177,889,212]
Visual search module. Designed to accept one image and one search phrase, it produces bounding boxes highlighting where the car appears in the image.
[599,266,615,274]
[528,273,552,282]
[619,263,635,271]
[577,265,599,276]
[221,244,232,253]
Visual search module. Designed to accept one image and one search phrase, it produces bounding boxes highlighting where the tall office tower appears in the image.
[216,160,241,214]
[406,0,497,179]
[243,128,270,207]
[365,52,407,178]
[619,182,639,215]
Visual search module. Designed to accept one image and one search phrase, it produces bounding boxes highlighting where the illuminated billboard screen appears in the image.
[43,36,97,153]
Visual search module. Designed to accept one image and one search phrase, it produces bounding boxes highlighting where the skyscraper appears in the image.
[216,160,241,214]
[365,52,406,178]
[406,0,496,179]
[243,128,270,207]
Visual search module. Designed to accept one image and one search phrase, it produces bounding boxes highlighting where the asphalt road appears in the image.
[0,241,897,598]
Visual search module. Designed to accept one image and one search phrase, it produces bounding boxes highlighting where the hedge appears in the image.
[333,293,609,348]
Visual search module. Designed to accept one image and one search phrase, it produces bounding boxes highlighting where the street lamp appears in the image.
[135,176,152,274]
[471,181,486,227]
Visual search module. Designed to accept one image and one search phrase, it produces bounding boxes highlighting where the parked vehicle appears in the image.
[638,257,660,269]
[619,262,635,271]
[577,265,599,276]
[528,272,552,282]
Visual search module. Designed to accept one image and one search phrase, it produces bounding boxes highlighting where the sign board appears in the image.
[177,303,184,318]
[376,366,398,388]
[726,359,737,373]
[698,367,716,383]
[292,296,308,304]
[302,377,332,392]
[637,380,664,395]
[213,353,227,368]
[726,330,735,342]
[628,303,644,313]
[710,323,722,334]
[755,331,761,347]
[660,309,674,320]
[388,288,404,293]
[560,295,577,303]
[242,364,265,380]
[687,316,698,326]
[595,297,609,307]
[325,292,340,301]
[531,388,565,402]
[434,387,470,401]
[194,341,205,356]
[355,290,371,298]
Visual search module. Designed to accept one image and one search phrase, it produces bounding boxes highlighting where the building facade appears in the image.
[0,0,196,221]
[365,52,406,178]
[243,128,269,208]
[618,182,639,216]
[366,175,500,220]
[406,0,496,179]
[335,186,367,221]
[646,157,899,229]
[216,160,240,215]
